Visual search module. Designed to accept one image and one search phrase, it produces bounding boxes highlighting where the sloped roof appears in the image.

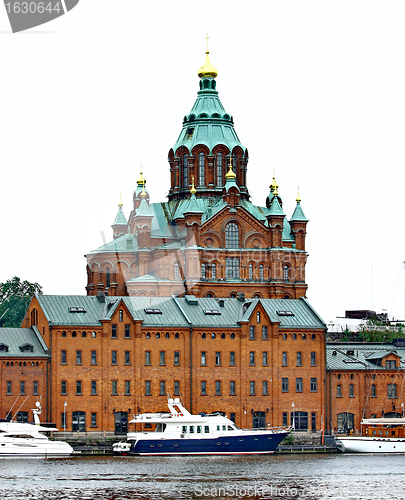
[326,343,405,371]
[0,327,49,357]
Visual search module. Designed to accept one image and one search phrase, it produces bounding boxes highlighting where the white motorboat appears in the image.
[113,397,290,456]
[335,417,405,453]
[0,402,74,457]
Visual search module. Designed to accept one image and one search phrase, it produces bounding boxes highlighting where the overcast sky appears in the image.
[1,1,404,327]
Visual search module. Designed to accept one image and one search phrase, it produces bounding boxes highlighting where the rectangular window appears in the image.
[159,381,166,396]
[20,381,25,395]
[201,380,207,395]
[371,384,376,397]
[125,324,130,338]
[296,378,303,393]
[111,324,117,338]
[160,351,166,366]
[215,380,221,395]
[386,360,397,369]
[201,351,207,365]
[262,326,268,340]
[111,380,118,395]
[230,351,236,366]
[296,352,302,366]
[282,377,289,392]
[215,351,221,366]
[310,351,316,366]
[61,412,67,429]
[249,326,255,340]
[336,384,342,397]
[76,350,82,365]
[76,380,82,395]
[388,384,397,398]
[174,351,180,366]
[311,412,316,432]
[225,257,240,279]
[174,381,180,396]
[91,350,97,365]
[249,381,256,395]
[349,384,354,398]
[262,352,268,366]
[6,381,12,395]
[91,413,97,427]
[124,380,131,395]
[111,350,117,365]
[282,412,288,426]
[282,352,288,366]
[249,351,255,366]
[145,351,151,365]
[230,381,236,395]
[124,351,130,365]
[33,381,39,395]
[61,350,67,364]
[262,380,269,395]
[310,377,317,392]
[145,380,151,396]
[61,380,67,395]
[91,380,97,395]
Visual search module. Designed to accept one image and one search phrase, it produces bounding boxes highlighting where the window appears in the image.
[76,380,82,395]
[282,377,289,392]
[282,352,288,366]
[259,264,264,281]
[33,381,39,395]
[201,381,207,395]
[91,380,97,395]
[216,152,223,186]
[174,381,180,396]
[119,310,123,322]
[337,412,354,432]
[249,352,255,366]
[215,381,221,395]
[248,263,253,280]
[211,263,216,279]
[159,351,166,366]
[124,351,130,365]
[282,412,288,426]
[256,311,261,323]
[262,381,269,395]
[76,350,82,365]
[230,351,236,365]
[215,351,221,365]
[311,413,316,433]
[125,381,131,395]
[310,352,316,366]
[145,351,151,365]
[310,378,317,392]
[349,384,354,398]
[125,325,130,338]
[371,384,376,397]
[201,263,206,278]
[296,378,303,392]
[111,350,117,365]
[91,413,97,427]
[61,412,67,429]
[159,381,166,396]
[230,381,236,395]
[249,326,255,340]
[199,152,205,185]
[145,380,151,396]
[201,351,207,365]
[183,154,188,188]
[20,381,25,395]
[225,257,240,279]
[262,326,268,340]
[82,331,86,338]
[61,350,67,364]
[283,265,289,281]
[225,223,239,249]
[249,381,256,395]
[174,351,180,366]
[296,352,302,366]
[111,380,118,395]
[6,381,12,395]
[61,380,67,395]
[262,352,268,366]
[388,384,397,398]
[106,267,111,288]
[386,360,397,369]
[91,351,97,365]
[111,324,117,338]
[336,384,342,397]
[174,262,180,280]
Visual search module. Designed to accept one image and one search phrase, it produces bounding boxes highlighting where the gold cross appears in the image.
[206,33,209,51]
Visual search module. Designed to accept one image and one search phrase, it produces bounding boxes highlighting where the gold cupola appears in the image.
[197,34,218,79]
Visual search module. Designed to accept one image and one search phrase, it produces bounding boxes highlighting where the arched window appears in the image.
[106,267,111,287]
[233,154,237,173]
[201,263,206,278]
[283,265,289,281]
[174,262,180,280]
[211,263,216,279]
[199,152,205,186]
[183,154,188,188]
[216,152,223,186]
[256,311,261,323]
[248,263,253,280]
[226,222,239,249]
[259,264,264,281]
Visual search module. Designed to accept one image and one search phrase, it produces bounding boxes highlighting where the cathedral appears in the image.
[85,47,309,301]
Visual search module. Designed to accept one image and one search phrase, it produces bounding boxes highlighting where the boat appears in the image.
[0,401,74,457]
[113,397,290,455]
[335,417,405,453]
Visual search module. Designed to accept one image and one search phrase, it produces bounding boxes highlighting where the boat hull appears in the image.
[335,436,405,453]
[128,431,289,455]
[0,440,74,457]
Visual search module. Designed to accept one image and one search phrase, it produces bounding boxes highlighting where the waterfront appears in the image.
[0,454,405,500]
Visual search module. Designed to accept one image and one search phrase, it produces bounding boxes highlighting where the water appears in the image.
[0,454,405,500]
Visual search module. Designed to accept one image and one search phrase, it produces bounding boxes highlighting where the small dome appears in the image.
[198,51,218,79]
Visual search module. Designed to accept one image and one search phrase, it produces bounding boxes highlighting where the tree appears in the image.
[0,277,43,328]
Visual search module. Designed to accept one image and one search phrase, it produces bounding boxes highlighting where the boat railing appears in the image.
[243,426,291,433]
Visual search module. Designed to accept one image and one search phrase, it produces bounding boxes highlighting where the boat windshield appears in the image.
[154,423,167,432]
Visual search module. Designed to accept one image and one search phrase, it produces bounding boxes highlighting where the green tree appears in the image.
[0,277,43,328]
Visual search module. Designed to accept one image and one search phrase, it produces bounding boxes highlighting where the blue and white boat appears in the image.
[113,398,289,455]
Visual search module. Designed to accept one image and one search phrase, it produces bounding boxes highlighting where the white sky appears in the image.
[0,0,404,325]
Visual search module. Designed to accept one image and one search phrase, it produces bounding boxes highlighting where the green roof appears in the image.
[112,206,127,226]
[290,201,308,222]
[0,327,49,357]
[326,343,405,370]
